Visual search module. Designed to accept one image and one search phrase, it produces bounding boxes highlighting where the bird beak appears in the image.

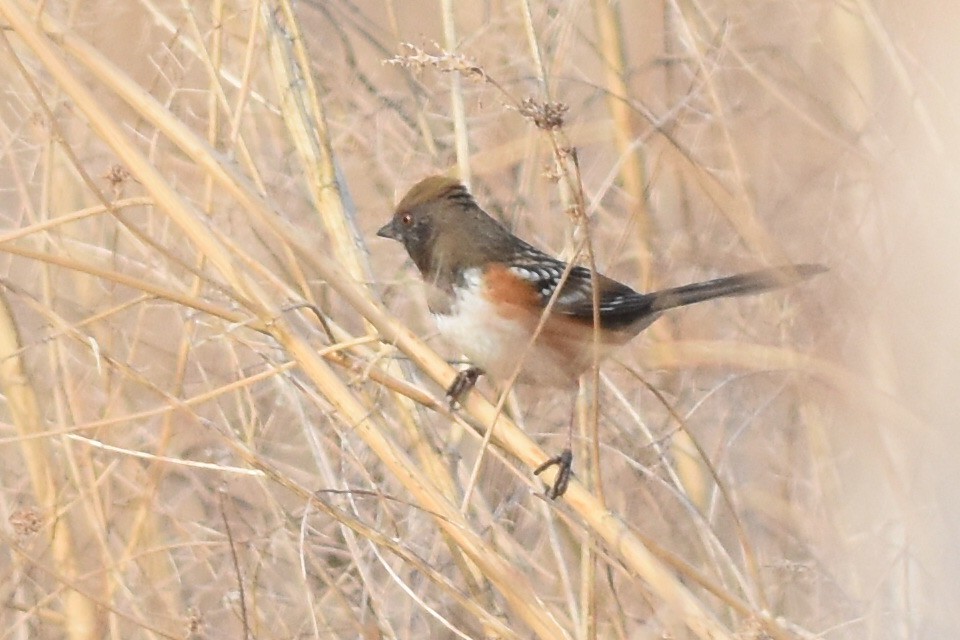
[376,219,400,241]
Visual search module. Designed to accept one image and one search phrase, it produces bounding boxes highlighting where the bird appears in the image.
[377,175,825,498]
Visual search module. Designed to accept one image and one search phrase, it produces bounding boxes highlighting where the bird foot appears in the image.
[445,366,483,409]
[534,448,573,499]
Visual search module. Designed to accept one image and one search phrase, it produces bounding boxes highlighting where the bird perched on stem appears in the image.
[377,175,825,498]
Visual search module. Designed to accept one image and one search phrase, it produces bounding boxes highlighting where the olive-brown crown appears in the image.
[376,176,515,278]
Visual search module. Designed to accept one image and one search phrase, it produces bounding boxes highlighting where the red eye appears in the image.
[400,213,413,226]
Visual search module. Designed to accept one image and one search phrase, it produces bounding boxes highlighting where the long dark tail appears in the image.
[645,263,827,314]
[598,264,826,330]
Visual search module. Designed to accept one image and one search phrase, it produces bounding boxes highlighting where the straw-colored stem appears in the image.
[0,289,100,638]
[441,0,471,186]
[591,0,653,284]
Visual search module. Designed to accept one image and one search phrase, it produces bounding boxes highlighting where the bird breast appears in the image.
[431,268,619,387]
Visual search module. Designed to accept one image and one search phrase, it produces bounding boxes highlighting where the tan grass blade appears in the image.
[0,288,100,637]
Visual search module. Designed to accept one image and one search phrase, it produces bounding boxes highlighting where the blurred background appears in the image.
[0,0,957,638]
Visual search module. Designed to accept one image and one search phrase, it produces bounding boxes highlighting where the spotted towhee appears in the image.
[378,175,825,498]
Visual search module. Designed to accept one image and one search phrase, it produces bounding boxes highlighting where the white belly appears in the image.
[432,268,603,387]
[433,274,532,381]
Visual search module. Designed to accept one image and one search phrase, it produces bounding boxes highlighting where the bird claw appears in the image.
[534,448,573,499]
[445,366,483,409]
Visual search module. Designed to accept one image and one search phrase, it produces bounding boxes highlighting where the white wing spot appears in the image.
[510,266,537,282]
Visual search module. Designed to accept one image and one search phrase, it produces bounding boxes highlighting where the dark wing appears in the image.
[505,244,650,330]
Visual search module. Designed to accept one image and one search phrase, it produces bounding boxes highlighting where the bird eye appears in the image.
[400,213,413,226]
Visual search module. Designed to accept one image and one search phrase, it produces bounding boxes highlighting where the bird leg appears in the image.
[534,392,577,499]
[445,366,484,409]
[534,448,573,499]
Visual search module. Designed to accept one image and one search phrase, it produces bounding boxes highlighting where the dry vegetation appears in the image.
[0,0,956,638]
